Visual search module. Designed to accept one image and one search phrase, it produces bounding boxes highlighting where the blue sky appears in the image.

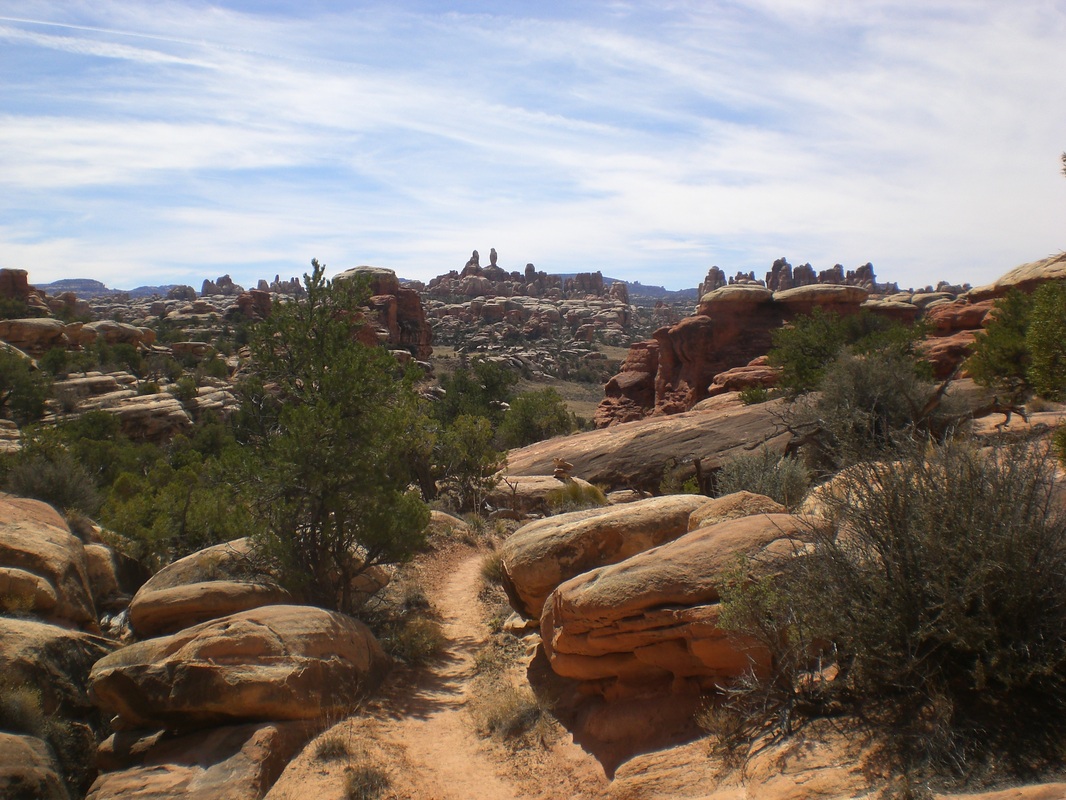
[1,1,1064,292]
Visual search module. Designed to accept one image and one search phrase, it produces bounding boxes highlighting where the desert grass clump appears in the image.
[715,447,810,510]
[546,480,607,513]
[381,615,446,667]
[471,684,546,740]
[345,763,390,800]
[315,735,350,762]
[480,550,505,587]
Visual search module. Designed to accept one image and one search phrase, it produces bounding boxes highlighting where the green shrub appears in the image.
[38,347,71,377]
[436,414,505,512]
[659,459,701,494]
[0,298,45,320]
[174,376,199,403]
[738,386,772,405]
[769,308,923,395]
[721,441,1066,777]
[715,448,810,510]
[787,347,952,473]
[137,381,161,395]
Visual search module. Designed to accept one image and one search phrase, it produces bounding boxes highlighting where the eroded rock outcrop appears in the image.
[540,513,811,695]
[597,283,870,425]
[508,396,791,494]
[500,495,709,619]
[334,266,433,359]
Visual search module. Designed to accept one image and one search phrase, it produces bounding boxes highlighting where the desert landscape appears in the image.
[4,248,1066,799]
[4,2,1066,798]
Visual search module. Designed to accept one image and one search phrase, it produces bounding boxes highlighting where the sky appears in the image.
[1,1,1064,292]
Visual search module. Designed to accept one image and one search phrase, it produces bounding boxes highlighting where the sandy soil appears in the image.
[265,544,608,800]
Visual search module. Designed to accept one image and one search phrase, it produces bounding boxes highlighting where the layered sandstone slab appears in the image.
[500,494,708,618]
[540,513,811,691]
[507,398,791,494]
[90,605,389,729]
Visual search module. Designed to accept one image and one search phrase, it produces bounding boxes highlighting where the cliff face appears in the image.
[595,284,869,426]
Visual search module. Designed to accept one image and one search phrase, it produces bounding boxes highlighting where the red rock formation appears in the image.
[234,289,272,321]
[335,266,433,359]
[596,282,879,426]
[0,268,31,302]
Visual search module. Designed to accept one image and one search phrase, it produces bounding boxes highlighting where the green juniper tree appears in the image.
[235,260,430,613]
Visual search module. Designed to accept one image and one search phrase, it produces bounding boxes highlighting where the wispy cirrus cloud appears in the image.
[0,1,1063,290]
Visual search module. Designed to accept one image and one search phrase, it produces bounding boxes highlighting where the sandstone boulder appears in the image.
[84,319,155,347]
[111,393,193,441]
[920,330,977,379]
[128,539,289,637]
[89,604,389,729]
[772,284,868,316]
[88,721,315,800]
[924,299,994,334]
[688,491,786,530]
[0,733,69,800]
[500,494,709,619]
[540,513,811,693]
[705,361,780,397]
[0,495,95,624]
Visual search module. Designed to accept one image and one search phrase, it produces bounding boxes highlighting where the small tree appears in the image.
[236,260,430,613]
[1025,281,1066,399]
[496,387,574,449]
[0,348,50,425]
[967,289,1034,401]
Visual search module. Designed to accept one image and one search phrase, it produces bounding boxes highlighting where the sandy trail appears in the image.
[267,550,536,800]
[364,553,518,799]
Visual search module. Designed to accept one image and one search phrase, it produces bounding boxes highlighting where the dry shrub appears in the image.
[719,440,1066,781]
[546,480,607,512]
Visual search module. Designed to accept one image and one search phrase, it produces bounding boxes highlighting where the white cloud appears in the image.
[0,0,1063,291]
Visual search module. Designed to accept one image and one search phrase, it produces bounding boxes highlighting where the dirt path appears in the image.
[267,547,605,800]
[365,553,518,799]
